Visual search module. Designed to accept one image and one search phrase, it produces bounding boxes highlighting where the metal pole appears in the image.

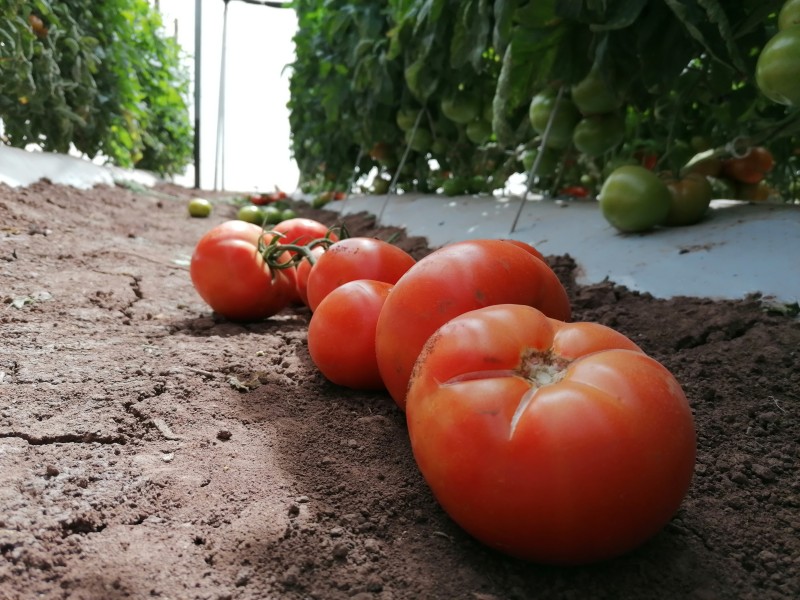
[193,0,202,189]
[214,0,230,190]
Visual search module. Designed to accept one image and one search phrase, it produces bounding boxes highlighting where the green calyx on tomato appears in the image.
[663,174,713,226]
[466,120,493,145]
[406,304,696,565]
[572,113,626,157]
[571,68,622,116]
[528,92,580,150]
[756,27,800,106]
[441,94,481,124]
[598,165,671,233]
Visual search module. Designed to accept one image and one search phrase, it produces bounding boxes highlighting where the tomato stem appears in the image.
[520,349,570,387]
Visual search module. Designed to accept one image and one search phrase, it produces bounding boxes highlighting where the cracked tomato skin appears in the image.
[406,304,696,565]
[375,239,571,410]
[190,221,295,321]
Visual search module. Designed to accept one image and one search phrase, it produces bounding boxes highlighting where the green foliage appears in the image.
[289,0,800,199]
[0,0,192,176]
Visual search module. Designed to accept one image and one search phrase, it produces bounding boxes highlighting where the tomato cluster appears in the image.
[188,215,697,565]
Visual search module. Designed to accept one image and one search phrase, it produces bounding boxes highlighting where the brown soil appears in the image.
[1,180,798,600]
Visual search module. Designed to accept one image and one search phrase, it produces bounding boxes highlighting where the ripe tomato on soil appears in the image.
[406,304,696,565]
[295,245,326,307]
[305,237,416,312]
[307,280,392,390]
[375,239,571,410]
[190,221,295,321]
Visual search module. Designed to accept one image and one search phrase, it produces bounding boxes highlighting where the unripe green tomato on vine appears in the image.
[528,93,580,150]
[466,120,493,145]
[779,0,800,30]
[571,69,622,116]
[572,113,626,157]
[441,95,480,124]
[756,28,800,105]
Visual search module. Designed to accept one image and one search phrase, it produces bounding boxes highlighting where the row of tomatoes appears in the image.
[189,217,696,565]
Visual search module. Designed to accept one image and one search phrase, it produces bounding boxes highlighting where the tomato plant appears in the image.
[756,27,800,106]
[720,147,775,184]
[307,280,392,390]
[305,237,416,311]
[406,304,696,565]
[598,166,671,233]
[663,174,713,226]
[375,239,572,410]
[190,221,295,321]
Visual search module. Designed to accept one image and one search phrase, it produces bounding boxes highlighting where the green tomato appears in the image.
[263,205,285,223]
[396,107,421,131]
[779,0,800,30]
[237,205,266,225]
[572,113,626,157]
[372,177,391,195]
[466,120,493,145]
[598,166,671,233]
[405,127,432,153]
[441,94,480,124]
[280,208,297,221]
[756,28,800,105]
[528,93,580,150]
[571,69,622,116]
[441,177,467,197]
[663,174,713,227]
[187,198,212,218]
[521,147,560,177]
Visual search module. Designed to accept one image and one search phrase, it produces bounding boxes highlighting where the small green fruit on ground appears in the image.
[237,205,266,225]
[188,198,212,218]
[598,166,671,233]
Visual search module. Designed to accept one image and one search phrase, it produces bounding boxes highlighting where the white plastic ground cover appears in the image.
[0,144,157,189]
[1,146,798,304]
[330,193,800,305]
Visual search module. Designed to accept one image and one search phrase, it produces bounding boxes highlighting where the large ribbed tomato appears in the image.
[406,304,696,565]
[374,239,571,410]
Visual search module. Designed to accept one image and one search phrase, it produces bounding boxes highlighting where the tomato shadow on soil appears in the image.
[166,310,312,339]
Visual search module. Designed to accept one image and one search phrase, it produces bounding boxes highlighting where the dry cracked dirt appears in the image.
[0,180,798,600]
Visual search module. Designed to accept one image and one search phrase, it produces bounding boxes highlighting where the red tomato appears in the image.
[500,239,547,263]
[333,191,347,201]
[406,304,696,565]
[558,185,590,198]
[190,221,295,320]
[721,146,774,184]
[249,194,270,206]
[295,245,326,307]
[305,237,416,312]
[272,217,338,247]
[307,280,392,390]
[375,239,572,410]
